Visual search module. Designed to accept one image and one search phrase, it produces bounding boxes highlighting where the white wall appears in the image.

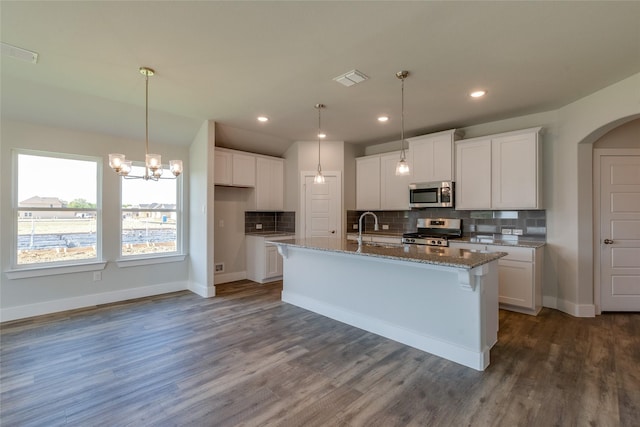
[593,118,640,148]
[0,120,191,320]
[188,120,215,297]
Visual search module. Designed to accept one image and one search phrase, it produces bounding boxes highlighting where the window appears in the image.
[14,151,101,266]
[120,165,181,258]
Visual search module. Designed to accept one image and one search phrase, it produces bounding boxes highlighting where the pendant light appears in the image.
[109,67,183,180]
[395,70,410,176]
[313,103,326,184]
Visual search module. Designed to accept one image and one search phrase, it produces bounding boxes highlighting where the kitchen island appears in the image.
[269,237,506,370]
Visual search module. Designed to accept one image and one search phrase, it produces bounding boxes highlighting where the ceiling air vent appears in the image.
[1,42,39,64]
[333,69,369,87]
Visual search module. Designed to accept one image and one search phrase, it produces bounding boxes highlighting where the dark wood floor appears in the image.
[1,280,638,426]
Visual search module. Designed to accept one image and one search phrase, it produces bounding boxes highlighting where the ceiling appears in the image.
[1,1,639,157]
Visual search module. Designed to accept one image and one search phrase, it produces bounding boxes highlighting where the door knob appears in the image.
[604,239,614,244]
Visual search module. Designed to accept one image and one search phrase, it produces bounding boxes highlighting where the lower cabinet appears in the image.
[449,241,544,315]
[246,235,290,283]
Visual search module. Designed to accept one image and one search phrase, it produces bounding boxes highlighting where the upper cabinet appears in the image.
[254,156,284,211]
[408,129,464,183]
[214,148,256,187]
[215,147,284,211]
[356,151,412,210]
[455,127,543,210]
[356,155,381,210]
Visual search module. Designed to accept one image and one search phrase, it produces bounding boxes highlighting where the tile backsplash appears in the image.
[245,211,295,233]
[347,209,546,239]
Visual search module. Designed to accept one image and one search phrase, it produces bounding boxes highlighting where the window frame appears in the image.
[7,149,105,278]
[117,162,184,263]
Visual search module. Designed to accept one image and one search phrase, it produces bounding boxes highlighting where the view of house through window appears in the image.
[120,165,180,257]
[16,152,99,265]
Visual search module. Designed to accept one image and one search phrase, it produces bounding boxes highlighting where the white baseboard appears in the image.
[188,280,216,298]
[214,270,246,284]
[0,281,188,322]
[543,295,595,317]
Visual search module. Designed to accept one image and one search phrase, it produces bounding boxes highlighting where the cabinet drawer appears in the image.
[492,245,533,262]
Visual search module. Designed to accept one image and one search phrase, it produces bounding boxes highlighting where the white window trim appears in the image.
[11,149,103,271]
[115,254,187,268]
[5,261,107,279]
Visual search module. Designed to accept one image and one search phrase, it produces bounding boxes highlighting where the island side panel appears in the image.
[280,246,499,370]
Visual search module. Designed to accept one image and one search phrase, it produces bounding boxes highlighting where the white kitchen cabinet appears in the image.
[246,234,291,283]
[254,156,284,211]
[214,148,254,187]
[408,129,463,183]
[356,155,381,210]
[455,138,492,209]
[449,241,543,315]
[455,127,542,210]
[491,130,542,209]
[214,148,256,187]
[380,152,412,210]
[356,151,411,210]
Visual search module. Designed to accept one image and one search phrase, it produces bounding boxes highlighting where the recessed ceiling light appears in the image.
[378,116,389,122]
[257,116,269,122]
[318,133,326,139]
[470,90,487,98]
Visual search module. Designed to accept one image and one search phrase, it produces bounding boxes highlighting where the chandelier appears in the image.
[395,70,410,176]
[109,67,183,180]
[314,103,326,184]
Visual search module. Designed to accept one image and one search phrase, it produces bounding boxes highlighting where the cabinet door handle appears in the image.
[604,239,614,244]
[331,230,336,234]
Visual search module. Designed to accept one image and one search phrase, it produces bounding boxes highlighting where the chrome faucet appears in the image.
[358,211,379,246]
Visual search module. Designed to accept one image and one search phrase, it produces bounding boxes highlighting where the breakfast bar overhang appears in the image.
[270,238,507,371]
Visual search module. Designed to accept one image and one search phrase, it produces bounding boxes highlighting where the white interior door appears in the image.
[301,172,341,238]
[600,155,640,311]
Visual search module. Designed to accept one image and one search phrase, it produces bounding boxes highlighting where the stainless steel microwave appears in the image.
[409,181,454,208]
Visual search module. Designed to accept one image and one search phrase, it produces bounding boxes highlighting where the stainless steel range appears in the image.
[402,218,462,247]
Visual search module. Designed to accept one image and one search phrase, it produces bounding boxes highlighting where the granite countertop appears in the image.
[268,237,506,270]
[348,232,546,249]
[456,236,546,249]
[245,231,296,237]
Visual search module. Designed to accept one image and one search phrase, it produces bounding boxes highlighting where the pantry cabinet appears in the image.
[449,241,544,315]
[455,127,543,210]
[408,129,463,183]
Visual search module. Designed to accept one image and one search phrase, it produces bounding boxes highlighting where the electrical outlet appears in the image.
[215,263,224,273]
[382,224,389,230]
[502,228,512,235]
[353,224,358,230]
[256,223,262,230]
[513,229,523,236]
[93,271,102,281]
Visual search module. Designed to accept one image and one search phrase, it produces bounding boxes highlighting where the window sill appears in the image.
[5,261,107,280]
[116,254,187,268]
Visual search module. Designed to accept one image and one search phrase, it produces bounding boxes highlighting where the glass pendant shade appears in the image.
[170,160,183,177]
[395,157,410,175]
[146,153,162,171]
[314,167,325,184]
[109,153,126,171]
